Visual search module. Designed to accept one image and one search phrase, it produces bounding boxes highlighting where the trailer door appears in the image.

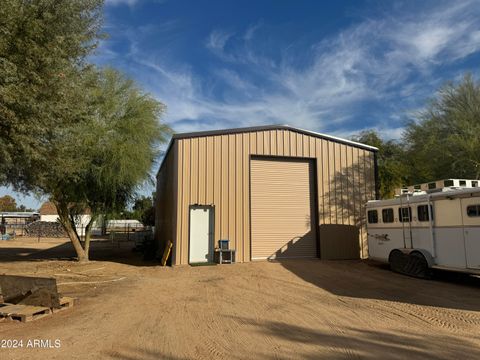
[461,198,480,270]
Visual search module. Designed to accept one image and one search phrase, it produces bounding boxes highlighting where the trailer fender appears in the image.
[408,249,434,268]
[389,248,410,257]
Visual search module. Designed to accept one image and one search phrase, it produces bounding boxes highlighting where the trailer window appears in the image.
[444,179,454,187]
[367,210,378,224]
[382,208,394,223]
[467,205,480,217]
[417,205,433,221]
[472,181,478,187]
[398,207,412,222]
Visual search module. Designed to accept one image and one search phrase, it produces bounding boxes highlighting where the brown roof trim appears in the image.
[157,124,378,176]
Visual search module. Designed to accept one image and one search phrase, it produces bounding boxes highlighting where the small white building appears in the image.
[39,202,92,236]
[106,219,143,230]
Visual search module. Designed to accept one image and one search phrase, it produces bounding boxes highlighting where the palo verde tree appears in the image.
[0,0,103,190]
[404,74,480,183]
[45,68,170,261]
[0,1,170,261]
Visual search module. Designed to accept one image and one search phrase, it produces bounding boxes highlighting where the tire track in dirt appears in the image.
[385,301,480,333]
[1,257,479,360]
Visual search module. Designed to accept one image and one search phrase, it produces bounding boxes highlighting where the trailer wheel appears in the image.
[389,250,432,279]
[408,252,432,279]
[388,249,405,274]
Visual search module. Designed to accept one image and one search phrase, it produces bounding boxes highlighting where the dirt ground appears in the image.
[0,239,479,359]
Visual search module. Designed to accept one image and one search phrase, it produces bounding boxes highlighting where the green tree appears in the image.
[0,195,17,212]
[132,194,156,226]
[404,74,480,182]
[133,196,153,214]
[45,68,169,261]
[0,1,170,261]
[0,0,103,190]
[352,131,407,199]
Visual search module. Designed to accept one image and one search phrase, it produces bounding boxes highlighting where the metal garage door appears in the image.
[250,157,317,260]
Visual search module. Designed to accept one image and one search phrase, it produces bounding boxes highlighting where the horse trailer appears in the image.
[366,182,480,277]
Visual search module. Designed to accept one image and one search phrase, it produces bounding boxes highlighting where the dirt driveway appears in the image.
[0,239,479,359]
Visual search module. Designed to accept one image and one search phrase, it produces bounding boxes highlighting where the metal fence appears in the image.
[1,220,153,246]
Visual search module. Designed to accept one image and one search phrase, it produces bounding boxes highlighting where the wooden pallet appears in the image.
[0,304,51,323]
[52,296,76,313]
[0,297,76,322]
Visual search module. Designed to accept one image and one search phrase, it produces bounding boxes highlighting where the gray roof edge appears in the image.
[156,137,175,178]
[171,124,378,151]
[157,124,378,176]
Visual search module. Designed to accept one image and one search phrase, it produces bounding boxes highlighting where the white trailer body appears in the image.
[366,187,480,276]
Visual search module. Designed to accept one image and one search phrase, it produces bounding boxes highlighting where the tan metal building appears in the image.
[155,125,378,265]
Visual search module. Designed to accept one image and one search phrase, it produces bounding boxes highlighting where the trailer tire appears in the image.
[389,250,432,279]
[409,251,432,279]
[388,249,405,274]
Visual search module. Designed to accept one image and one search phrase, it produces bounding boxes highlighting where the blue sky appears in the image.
[4,0,480,209]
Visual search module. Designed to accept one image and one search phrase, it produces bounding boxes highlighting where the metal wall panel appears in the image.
[155,142,178,264]
[156,128,376,265]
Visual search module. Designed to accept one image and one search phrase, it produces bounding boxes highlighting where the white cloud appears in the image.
[206,30,234,54]
[383,3,480,67]
[98,0,480,140]
[105,0,167,7]
[244,21,263,41]
[105,0,139,7]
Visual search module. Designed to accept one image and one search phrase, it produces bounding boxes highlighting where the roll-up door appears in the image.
[250,158,317,260]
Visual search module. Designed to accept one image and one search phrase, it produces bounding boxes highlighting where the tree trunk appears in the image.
[66,219,88,262]
[84,215,97,258]
[101,216,108,236]
[54,201,88,262]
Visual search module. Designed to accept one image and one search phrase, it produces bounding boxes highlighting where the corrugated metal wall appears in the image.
[168,129,375,265]
[155,142,178,264]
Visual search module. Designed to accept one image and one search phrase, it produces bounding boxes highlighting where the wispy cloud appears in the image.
[205,30,234,57]
[244,21,263,41]
[105,0,139,7]
[105,0,167,8]
[382,1,480,68]
[98,0,480,140]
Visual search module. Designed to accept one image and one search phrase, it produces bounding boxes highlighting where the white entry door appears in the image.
[189,206,213,263]
[461,198,480,270]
